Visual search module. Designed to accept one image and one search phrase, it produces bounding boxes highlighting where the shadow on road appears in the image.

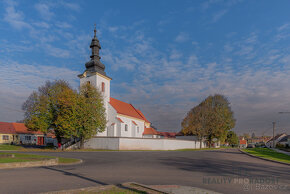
[159,154,290,179]
[42,166,108,185]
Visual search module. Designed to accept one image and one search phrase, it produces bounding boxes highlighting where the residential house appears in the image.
[143,127,161,138]
[0,122,17,144]
[275,135,290,147]
[0,122,56,146]
[265,133,287,148]
[239,137,247,148]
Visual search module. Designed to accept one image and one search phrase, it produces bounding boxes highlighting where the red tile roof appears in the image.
[0,122,15,134]
[136,109,150,123]
[12,123,43,135]
[0,122,54,137]
[158,131,177,138]
[110,97,149,122]
[239,140,247,145]
[143,127,159,135]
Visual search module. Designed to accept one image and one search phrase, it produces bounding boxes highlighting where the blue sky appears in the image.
[1,0,290,136]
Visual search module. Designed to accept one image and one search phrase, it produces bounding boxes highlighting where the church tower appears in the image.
[78,27,112,129]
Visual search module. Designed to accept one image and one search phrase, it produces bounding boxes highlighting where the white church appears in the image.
[75,28,207,150]
[78,28,155,139]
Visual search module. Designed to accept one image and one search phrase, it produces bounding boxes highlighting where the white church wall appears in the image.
[96,74,110,107]
[83,137,207,150]
[84,137,119,150]
[134,119,144,138]
[118,115,132,137]
[105,103,118,137]
[117,123,122,136]
[117,115,144,138]
[119,138,206,150]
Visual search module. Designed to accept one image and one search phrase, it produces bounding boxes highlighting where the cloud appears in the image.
[60,1,81,12]
[35,3,54,20]
[275,23,290,41]
[33,22,50,29]
[46,44,70,58]
[201,0,223,11]
[99,24,290,135]
[0,60,79,122]
[170,50,183,60]
[55,21,72,29]
[277,23,290,31]
[3,0,31,30]
[212,9,227,22]
[175,32,190,43]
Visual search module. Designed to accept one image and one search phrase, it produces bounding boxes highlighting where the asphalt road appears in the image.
[0,149,289,194]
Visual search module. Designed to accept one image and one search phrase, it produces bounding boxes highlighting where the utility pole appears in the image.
[272,122,276,148]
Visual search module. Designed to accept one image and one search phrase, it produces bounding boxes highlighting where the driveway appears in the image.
[0,149,289,194]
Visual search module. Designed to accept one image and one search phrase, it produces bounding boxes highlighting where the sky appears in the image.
[1,0,290,136]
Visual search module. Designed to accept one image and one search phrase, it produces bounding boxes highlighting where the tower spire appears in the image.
[84,25,106,75]
[94,23,97,37]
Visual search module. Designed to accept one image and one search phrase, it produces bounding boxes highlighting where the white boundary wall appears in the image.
[84,137,207,150]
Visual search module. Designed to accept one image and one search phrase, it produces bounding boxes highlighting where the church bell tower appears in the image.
[78,26,112,126]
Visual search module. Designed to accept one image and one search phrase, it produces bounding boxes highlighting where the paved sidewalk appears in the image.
[150,185,222,194]
[271,148,290,156]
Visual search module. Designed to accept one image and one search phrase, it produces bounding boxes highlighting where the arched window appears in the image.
[87,81,90,85]
[137,126,139,133]
[125,124,128,131]
[102,82,105,92]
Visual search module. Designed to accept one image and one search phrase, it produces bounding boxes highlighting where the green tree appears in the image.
[75,83,107,148]
[243,133,250,139]
[251,132,256,139]
[226,131,239,146]
[181,94,236,148]
[181,105,207,148]
[22,80,107,148]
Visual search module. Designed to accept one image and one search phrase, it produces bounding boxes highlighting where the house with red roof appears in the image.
[239,137,247,148]
[0,122,56,146]
[0,122,17,144]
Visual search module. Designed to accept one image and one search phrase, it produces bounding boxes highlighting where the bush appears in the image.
[276,143,285,148]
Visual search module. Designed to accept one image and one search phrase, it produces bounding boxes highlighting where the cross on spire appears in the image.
[94,23,97,37]
[84,24,106,75]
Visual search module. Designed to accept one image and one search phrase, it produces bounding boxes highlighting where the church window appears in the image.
[102,82,105,92]
[87,81,90,85]
[125,124,128,131]
[137,126,139,133]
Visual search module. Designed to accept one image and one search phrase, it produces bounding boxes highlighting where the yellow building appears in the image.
[0,122,17,144]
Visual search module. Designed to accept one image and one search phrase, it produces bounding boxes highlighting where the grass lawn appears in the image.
[95,186,145,194]
[0,152,80,164]
[54,184,157,194]
[0,152,54,163]
[0,144,22,150]
[243,148,290,164]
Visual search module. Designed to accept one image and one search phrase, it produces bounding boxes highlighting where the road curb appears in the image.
[0,158,59,169]
[238,149,290,166]
[58,159,83,166]
[125,182,168,193]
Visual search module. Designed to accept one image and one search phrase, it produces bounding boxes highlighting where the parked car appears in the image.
[247,144,255,148]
